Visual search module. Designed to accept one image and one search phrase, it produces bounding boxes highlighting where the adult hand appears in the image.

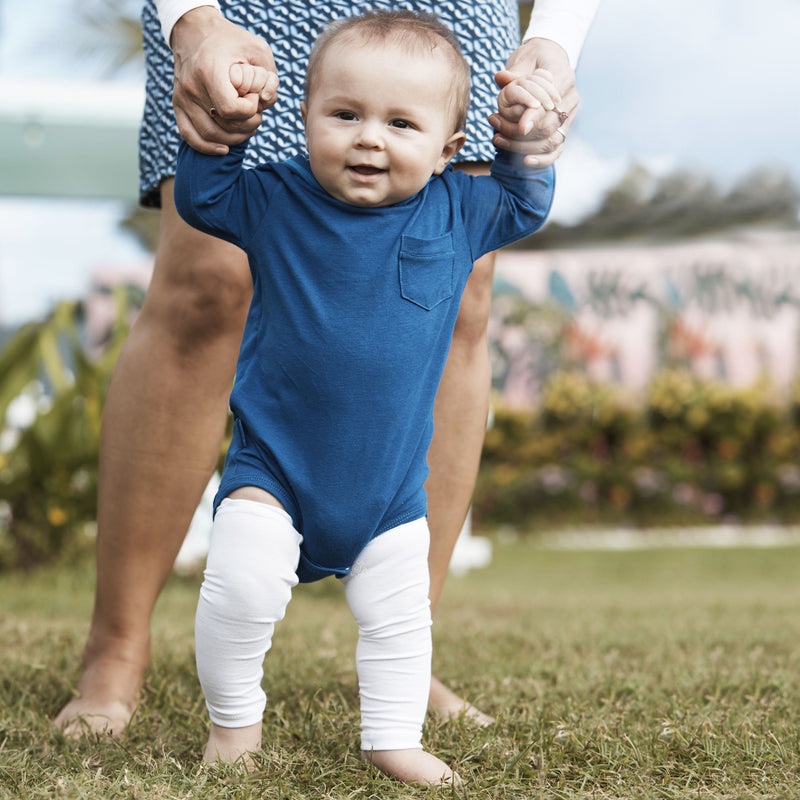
[490,37,578,167]
[171,7,279,154]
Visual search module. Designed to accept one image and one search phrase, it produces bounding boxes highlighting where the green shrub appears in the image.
[0,296,130,570]
[475,370,800,533]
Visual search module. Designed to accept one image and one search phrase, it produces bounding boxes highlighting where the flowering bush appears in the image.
[474,370,800,532]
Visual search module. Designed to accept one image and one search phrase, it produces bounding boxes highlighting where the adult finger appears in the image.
[492,132,566,167]
[522,139,565,168]
[173,95,261,154]
[492,128,564,157]
[517,83,579,143]
[173,105,229,155]
[192,42,277,122]
[177,69,266,136]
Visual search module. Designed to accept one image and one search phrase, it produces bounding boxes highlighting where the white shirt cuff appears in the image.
[155,0,221,45]
[522,0,601,67]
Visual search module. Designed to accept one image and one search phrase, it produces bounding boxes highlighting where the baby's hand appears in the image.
[229,62,276,101]
[494,68,562,137]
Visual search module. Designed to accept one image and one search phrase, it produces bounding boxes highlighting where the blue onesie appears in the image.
[174,142,554,582]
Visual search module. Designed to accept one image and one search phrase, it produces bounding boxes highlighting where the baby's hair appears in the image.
[304,9,471,133]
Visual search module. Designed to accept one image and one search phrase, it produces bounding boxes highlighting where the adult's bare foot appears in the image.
[54,645,146,737]
[429,675,495,726]
[54,697,134,737]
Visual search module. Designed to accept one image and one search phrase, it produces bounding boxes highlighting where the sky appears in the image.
[1,0,799,323]
[554,0,800,220]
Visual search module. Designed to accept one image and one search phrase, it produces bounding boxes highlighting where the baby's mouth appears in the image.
[349,165,385,175]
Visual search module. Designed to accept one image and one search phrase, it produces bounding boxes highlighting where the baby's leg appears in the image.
[342,520,458,786]
[195,497,301,765]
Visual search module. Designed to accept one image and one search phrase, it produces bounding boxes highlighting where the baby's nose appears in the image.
[356,120,384,148]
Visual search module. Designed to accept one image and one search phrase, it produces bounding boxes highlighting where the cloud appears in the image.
[573,0,800,187]
[549,138,628,224]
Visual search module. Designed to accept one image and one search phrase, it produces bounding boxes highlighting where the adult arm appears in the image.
[154,1,279,154]
[491,0,601,166]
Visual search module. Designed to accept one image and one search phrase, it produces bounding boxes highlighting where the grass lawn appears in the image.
[2,538,800,798]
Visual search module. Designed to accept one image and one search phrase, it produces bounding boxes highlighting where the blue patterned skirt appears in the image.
[139,0,519,206]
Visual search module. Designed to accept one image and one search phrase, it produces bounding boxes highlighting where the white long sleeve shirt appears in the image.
[156,0,599,65]
[155,0,219,45]
[524,0,600,67]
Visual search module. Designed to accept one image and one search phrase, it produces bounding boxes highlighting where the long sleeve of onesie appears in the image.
[174,140,269,250]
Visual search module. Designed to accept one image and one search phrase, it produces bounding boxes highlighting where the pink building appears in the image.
[492,231,800,406]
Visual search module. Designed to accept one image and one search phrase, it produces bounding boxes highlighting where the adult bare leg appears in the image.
[55,179,252,735]
[425,164,497,724]
[426,251,495,616]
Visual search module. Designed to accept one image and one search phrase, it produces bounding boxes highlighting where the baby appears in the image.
[175,9,556,786]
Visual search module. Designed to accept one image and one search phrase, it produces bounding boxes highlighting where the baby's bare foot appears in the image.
[362,748,460,786]
[203,721,262,770]
[429,675,495,726]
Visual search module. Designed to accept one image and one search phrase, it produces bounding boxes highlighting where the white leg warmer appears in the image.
[194,498,302,728]
[342,519,432,752]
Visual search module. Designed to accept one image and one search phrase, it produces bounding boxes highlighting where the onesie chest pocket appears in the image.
[398,233,455,311]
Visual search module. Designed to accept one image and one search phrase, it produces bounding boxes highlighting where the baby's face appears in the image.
[301,38,465,207]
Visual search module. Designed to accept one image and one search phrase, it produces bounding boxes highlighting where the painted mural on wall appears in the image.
[490,231,800,407]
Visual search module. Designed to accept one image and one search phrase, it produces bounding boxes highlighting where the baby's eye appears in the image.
[334,111,357,121]
[390,119,414,129]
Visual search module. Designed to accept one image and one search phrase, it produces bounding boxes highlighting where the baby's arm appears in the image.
[174,140,268,250]
[457,148,556,258]
[174,64,276,244]
[453,73,558,259]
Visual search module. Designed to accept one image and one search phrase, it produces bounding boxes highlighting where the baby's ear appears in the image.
[300,101,308,125]
[434,131,467,174]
